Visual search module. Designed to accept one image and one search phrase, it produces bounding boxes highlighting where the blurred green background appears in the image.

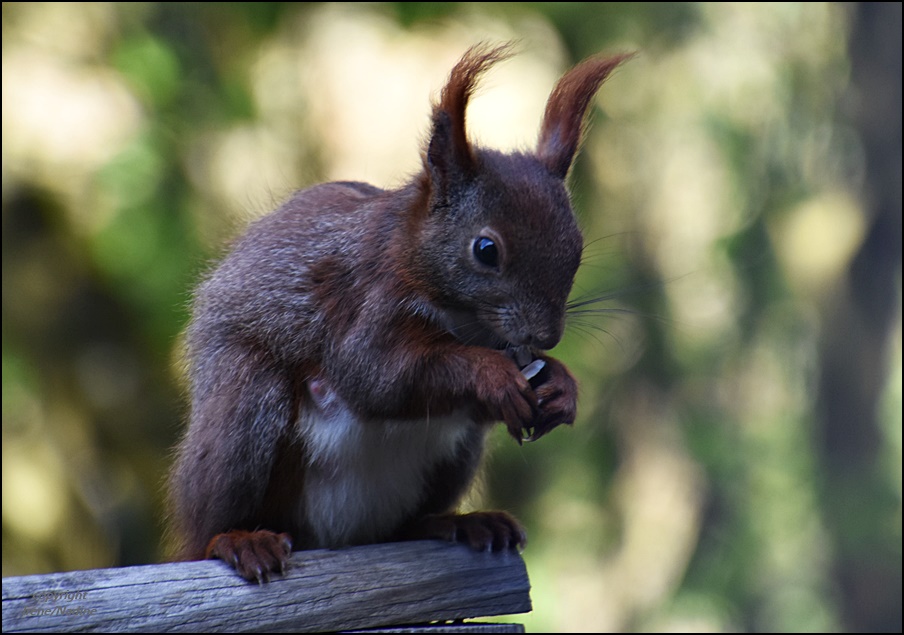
[2,2,900,632]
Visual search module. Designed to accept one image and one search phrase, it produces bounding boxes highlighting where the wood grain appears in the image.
[1,541,531,633]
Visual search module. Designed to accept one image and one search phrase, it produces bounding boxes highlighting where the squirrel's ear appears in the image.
[537,53,634,179]
[426,43,515,191]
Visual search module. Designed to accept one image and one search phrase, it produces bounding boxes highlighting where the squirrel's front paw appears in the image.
[205,529,292,583]
[523,356,578,442]
[474,354,538,442]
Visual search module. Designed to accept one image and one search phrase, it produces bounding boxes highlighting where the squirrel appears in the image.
[168,43,631,582]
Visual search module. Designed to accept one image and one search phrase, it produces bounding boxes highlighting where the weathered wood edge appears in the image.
[343,622,524,633]
[2,541,531,633]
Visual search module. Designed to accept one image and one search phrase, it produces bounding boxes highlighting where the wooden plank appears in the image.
[2,541,531,633]
[344,622,525,633]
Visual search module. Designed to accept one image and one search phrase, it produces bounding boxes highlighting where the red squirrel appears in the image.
[169,43,631,582]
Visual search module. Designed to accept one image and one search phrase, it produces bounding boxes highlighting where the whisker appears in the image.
[567,321,625,351]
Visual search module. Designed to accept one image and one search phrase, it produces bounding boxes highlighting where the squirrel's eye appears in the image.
[473,236,499,268]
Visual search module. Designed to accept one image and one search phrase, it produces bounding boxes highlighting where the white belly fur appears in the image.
[297,387,480,548]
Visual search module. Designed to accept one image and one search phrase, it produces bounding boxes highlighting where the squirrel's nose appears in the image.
[526,323,562,350]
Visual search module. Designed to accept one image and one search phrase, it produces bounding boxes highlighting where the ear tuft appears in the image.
[426,43,516,185]
[537,52,635,179]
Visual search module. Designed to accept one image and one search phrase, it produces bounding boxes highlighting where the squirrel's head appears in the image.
[413,44,632,351]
